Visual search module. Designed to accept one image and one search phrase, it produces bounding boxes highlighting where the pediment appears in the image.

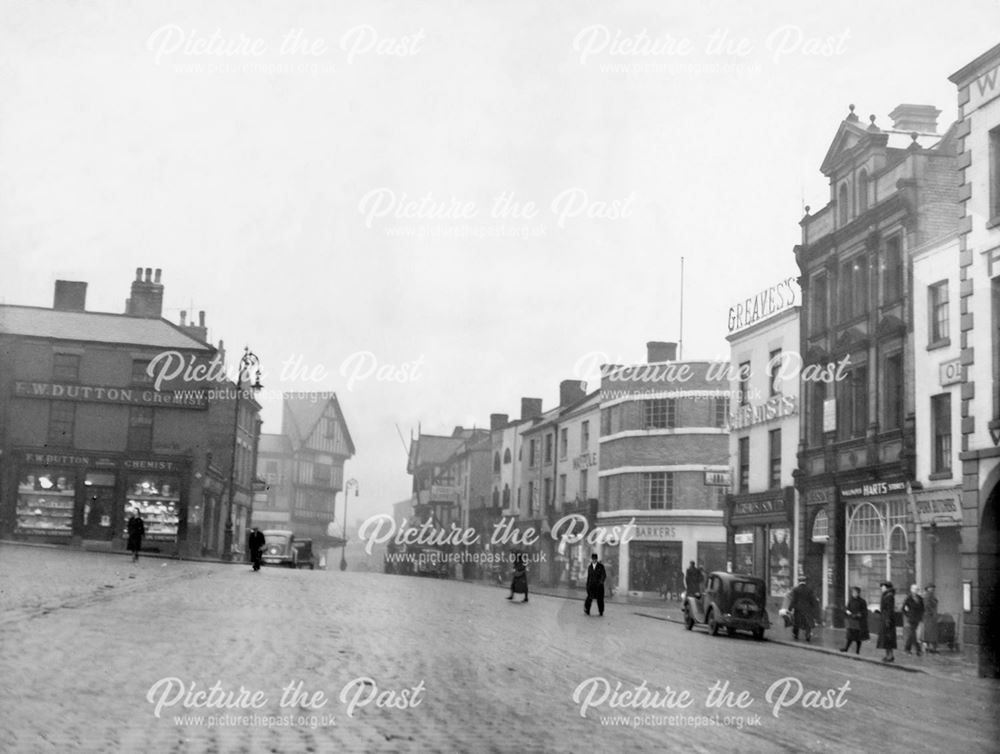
[820,118,889,176]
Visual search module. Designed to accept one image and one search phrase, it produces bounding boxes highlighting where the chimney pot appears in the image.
[180,310,187,326]
[135,267,143,281]
[154,268,162,283]
[888,103,940,135]
[199,310,205,327]
[144,267,152,282]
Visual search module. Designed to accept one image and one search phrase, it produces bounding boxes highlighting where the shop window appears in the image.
[883,237,903,303]
[47,402,76,447]
[931,393,952,476]
[644,399,675,429]
[16,469,75,536]
[125,476,180,543]
[768,429,781,489]
[734,528,755,574]
[769,527,792,599]
[52,353,80,383]
[883,352,904,430]
[928,281,950,346]
[738,437,750,493]
[847,502,885,551]
[127,407,154,451]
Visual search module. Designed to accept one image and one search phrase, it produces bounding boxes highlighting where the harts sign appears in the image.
[728,277,799,334]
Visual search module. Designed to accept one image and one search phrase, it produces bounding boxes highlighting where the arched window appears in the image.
[811,509,829,543]
[857,170,869,213]
[889,525,908,553]
[502,484,510,506]
[838,182,850,225]
[493,452,501,474]
[847,502,885,551]
[503,448,512,464]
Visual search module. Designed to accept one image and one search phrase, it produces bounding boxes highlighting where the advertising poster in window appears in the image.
[769,527,792,598]
[124,476,181,542]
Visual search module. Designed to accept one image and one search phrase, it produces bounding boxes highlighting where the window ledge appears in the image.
[926,338,951,352]
[928,471,953,481]
[986,216,1000,230]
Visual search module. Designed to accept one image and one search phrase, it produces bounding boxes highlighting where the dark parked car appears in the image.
[260,529,298,568]
[683,571,770,640]
[292,538,317,570]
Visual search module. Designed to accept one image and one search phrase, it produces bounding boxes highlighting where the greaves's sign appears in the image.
[728,277,799,334]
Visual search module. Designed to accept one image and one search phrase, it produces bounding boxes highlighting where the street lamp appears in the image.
[340,478,358,571]
[223,346,263,561]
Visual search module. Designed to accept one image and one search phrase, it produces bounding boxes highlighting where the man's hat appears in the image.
[880,580,894,589]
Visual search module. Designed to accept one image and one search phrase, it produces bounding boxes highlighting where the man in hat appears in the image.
[877,581,897,662]
[788,575,818,642]
[902,583,925,656]
[584,553,606,616]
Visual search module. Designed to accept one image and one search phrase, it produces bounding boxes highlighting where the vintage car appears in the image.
[260,529,299,568]
[291,538,318,570]
[682,571,770,640]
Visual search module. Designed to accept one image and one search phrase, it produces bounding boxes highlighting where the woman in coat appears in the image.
[876,581,897,662]
[923,584,939,653]
[840,586,870,654]
[507,554,528,603]
[126,511,145,562]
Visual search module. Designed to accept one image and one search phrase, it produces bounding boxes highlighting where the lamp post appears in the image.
[223,346,263,561]
[340,478,358,571]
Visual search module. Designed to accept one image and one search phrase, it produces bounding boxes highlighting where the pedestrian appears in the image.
[902,583,925,656]
[840,586,870,654]
[507,553,528,602]
[923,584,939,654]
[584,553,606,616]
[788,576,818,642]
[126,509,145,562]
[877,580,897,663]
[684,560,703,596]
[248,527,265,572]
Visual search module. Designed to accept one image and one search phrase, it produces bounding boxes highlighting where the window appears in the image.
[48,402,75,446]
[931,393,952,476]
[768,349,782,397]
[503,448,511,464]
[713,396,729,428]
[810,382,827,446]
[991,126,1000,221]
[579,469,588,499]
[768,429,781,489]
[492,488,500,507]
[131,359,153,385]
[313,463,331,485]
[837,363,868,440]
[738,437,750,494]
[929,281,950,345]
[527,482,534,515]
[544,434,553,464]
[529,439,537,467]
[502,484,510,507]
[493,452,501,474]
[811,273,828,334]
[644,398,675,429]
[559,428,568,459]
[516,487,521,510]
[127,407,154,451]
[883,237,903,303]
[738,362,751,406]
[840,257,868,321]
[601,408,611,435]
[883,352,903,431]
[543,478,552,507]
[858,169,869,213]
[838,182,850,225]
[581,420,590,451]
[559,474,567,502]
[644,472,673,509]
[52,353,80,383]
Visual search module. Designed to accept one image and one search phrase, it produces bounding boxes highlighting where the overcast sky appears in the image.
[2,0,997,523]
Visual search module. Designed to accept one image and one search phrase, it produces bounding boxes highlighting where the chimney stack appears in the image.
[125,266,165,318]
[888,104,940,135]
[559,379,587,407]
[647,341,678,363]
[180,310,187,326]
[52,281,87,312]
[520,397,543,421]
[490,413,509,431]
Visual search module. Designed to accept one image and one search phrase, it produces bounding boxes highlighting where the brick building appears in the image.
[794,103,958,620]
[597,341,730,595]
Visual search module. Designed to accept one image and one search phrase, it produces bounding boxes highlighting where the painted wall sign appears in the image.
[705,470,731,486]
[728,394,798,431]
[967,62,1000,112]
[631,525,678,540]
[572,452,598,469]
[14,381,207,409]
[939,358,962,387]
[732,497,786,518]
[840,480,907,498]
[913,491,963,525]
[727,276,799,334]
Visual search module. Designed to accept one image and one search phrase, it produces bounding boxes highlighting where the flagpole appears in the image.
[679,256,684,360]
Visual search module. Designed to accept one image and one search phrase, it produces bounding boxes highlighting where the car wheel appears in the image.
[707,610,720,636]
[684,610,694,631]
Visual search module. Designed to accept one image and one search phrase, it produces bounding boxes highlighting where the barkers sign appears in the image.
[727,277,799,334]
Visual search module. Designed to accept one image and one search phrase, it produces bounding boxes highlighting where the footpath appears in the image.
[475,578,980,682]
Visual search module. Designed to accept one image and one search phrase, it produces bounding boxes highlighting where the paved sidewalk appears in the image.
[474,578,977,681]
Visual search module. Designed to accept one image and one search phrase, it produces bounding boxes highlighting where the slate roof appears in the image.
[0,305,212,351]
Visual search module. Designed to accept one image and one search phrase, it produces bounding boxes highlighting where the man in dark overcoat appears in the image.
[584,553,606,616]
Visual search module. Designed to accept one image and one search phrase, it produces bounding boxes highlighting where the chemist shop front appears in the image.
[727,487,795,609]
[8,449,191,552]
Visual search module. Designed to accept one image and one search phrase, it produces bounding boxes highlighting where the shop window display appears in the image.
[124,476,180,542]
[16,469,75,536]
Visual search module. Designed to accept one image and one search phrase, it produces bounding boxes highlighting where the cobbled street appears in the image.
[2,544,999,753]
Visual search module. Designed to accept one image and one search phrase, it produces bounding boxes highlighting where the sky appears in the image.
[2,0,998,525]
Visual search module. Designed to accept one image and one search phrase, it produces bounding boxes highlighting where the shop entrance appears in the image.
[629,541,682,593]
[82,472,116,541]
